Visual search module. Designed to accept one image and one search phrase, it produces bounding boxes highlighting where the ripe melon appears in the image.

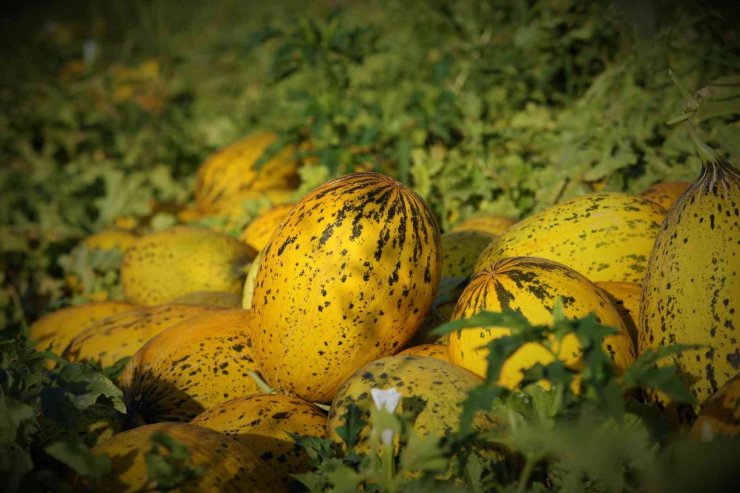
[121,226,254,305]
[29,301,135,363]
[449,257,634,388]
[122,309,262,423]
[251,172,442,403]
[195,132,300,214]
[74,422,283,492]
[191,394,326,487]
[63,304,217,368]
[475,193,666,283]
[398,344,450,361]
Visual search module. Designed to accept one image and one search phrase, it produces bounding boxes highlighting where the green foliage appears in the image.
[0,331,124,491]
[294,305,737,492]
[144,431,206,490]
[0,1,738,491]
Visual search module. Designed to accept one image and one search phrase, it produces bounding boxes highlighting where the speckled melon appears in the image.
[475,193,666,283]
[449,257,634,388]
[63,304,217,368]
[191,394,326,487]
[328,355,497,447]
[640,157,739,417]
[238,203,294,253]
[440,230,495,278]
[121,226,255,305]
[170,290,242,308]
[73,422,283,493]
[640,181,692,210]
[398,344,450,362]
[38,403,123,448]
[195,132,300,214]
[122,309,262,423]
[252,172,442,403]
[451,214,517,236]
[30,301,136,364]
[595,281,642,350]
[82,229,138,252]
[691,373,740,442]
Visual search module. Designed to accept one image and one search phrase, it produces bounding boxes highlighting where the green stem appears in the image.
[381,442,396,493]
[684,121,718,165]
[516,454,538,493]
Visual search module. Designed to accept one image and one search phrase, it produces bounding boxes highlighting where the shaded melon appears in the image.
[691,374,740,442]
[398,344,450,362]
[122,309,262,423]
[191,394,326,487]
[450,214,517,236]
[595,281,641,350]
[328,355,498,448]
[238,203,295,253]
[29,301,136,363]
[640,181,692,210]
[74,422,283,492]
[440,230,495,278]
[62,304,217,368]
[169,290,242,308]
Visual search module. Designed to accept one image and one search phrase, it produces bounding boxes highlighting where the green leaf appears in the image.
[0,395,34,444]
[145,432,205,491]
[334,403,367,449]
[101,357,131,381]
[45,441,111,479]
[623,345,699,404]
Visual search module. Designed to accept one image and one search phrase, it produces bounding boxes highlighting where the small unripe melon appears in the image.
[82,229,138,252]
[121,226,255,306]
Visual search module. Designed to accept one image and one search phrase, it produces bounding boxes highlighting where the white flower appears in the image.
[371,388,402,446]
[371,387,402,413]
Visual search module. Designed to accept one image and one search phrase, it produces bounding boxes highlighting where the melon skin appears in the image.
[252,172,442,403]
[191,394,326,487]
[327,355,497,448]
[449,257,634,389]
[29,301,136,364]
[121,226,255,306]
[62,304,218,368]
[121,309,262,424]
[74,422,284,493]
[475,192,666,284]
